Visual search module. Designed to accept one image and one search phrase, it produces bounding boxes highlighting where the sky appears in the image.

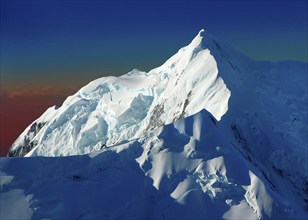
[0,0,307,156]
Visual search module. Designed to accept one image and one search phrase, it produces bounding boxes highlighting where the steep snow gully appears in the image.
[2,29,308,219]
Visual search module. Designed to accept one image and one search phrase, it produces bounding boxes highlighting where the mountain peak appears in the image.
[188,29,205,50]
[9,30,231,157]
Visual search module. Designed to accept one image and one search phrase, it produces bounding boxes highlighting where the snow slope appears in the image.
[1,110,306,219]
[8,29,230,157]
[4,29,308,219]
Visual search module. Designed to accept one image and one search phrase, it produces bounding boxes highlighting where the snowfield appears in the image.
[1,111,306,219]
[2,29,308,219]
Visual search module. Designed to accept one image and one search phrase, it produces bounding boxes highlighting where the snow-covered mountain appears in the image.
[8,29,230,157]
[2,29,308,219]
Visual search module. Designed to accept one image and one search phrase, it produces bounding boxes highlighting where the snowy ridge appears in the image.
[1,110,306,219]
[9,29,230,157]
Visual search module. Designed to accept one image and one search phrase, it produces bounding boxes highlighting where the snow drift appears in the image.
[1,110,305,219]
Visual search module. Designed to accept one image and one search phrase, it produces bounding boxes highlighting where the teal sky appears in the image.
[1,0,307,88]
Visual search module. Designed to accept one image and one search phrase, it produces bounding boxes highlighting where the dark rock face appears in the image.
[145,103,165,133]
[7,122,46,157]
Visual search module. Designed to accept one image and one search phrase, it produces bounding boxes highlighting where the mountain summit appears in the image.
[3,30,308,219]
[9,29,231,157]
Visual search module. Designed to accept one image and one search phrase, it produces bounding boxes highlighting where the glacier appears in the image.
[2,29,308,219]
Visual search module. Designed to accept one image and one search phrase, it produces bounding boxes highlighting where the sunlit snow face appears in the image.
[13,30,231,157]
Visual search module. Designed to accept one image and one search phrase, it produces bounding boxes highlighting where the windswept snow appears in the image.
[1,110,304,219]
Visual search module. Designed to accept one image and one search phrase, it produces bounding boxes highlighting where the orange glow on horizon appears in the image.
[0,85,80,156]
[0,73,118,156]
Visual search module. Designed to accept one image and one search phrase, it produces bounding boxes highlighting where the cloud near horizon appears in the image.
[2,83,81,98]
